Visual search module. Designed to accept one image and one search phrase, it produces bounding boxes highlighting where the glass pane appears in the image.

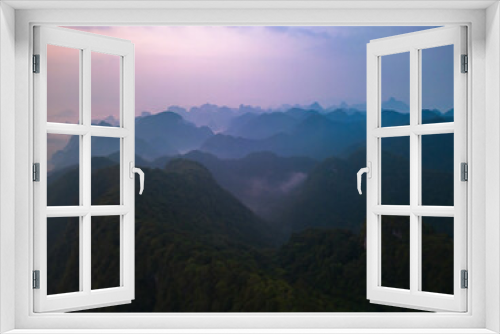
[421,133,454,206]
[422,217,454,294]
[381,52,410,127]
[47,134,80,206]
[47,217,80,295]
[421,45,454,124]
[91,52,121,127]
[381,215,410,290]
[381,136,410,205]
[91,137,121,205]
[91,216,121,290]
[47,45,80,124]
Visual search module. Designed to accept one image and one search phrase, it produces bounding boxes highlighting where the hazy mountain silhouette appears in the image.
[50,133,120,171]
[225,112,300,140]
[202,113,365,160]
[48,100,456,172]
[225,112,259,134]
[325,109,366,123]
[382,97,409,113]
[284,108,319,121]
[136,111,213,155]
[167,104,265,132]
[149,151,317,222]
[381,108,453,127]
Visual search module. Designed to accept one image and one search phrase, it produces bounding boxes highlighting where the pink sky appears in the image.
[49,26,372,121]
[48,26,439,122]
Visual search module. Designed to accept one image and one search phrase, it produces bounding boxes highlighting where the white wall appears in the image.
[486,2,500,333]
[0,2,16,333]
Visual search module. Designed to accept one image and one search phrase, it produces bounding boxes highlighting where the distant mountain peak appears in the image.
[154,111,184,121]
[382,97,410,113]
[308,101,323,111]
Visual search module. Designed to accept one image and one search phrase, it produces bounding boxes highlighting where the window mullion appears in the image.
[82,47,92,294]
[409,47,420,294]
[78,48,84,292]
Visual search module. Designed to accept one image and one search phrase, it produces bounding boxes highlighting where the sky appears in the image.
[47,26,453,122]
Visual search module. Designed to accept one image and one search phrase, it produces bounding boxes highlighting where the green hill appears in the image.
[47,153,453,312]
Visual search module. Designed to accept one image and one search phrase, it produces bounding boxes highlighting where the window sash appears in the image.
[33,26,136,313]
[366,26,468,312]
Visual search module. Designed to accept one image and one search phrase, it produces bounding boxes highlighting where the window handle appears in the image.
[129,162,145,195]
[357,162,371,195]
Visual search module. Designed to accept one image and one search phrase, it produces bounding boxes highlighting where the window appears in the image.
[5,2,493,332]
[33,26,142,312]
[34,24,466,315]
[364,26,467,312]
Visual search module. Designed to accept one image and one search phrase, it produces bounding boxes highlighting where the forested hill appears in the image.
[45,154,454,312]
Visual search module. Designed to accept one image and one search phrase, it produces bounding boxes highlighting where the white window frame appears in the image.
[33,26,136,313]
[1,1,499,333]
[366,26,467,312]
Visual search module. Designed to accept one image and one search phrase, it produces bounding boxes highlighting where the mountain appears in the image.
[201,113,366,160]
[183,151,316,221]
[155,159,277,246]
[280,150,367,233]
[147,151,317,222]
[49,112,208,171]
[284,108,319,121]
[381,108,453,127]
[325,109,366,123]
[199,134,258,159]
[286,113,364,157]
[382,97,409,113]
[47,150,453,312]
[224,112,300,140]
[175,104,273,133]
[49,135,121,171]
[421,109,453,124]
[381,109,410,127]
[276,101,324,113]
[305,101,324,112]
[135,137,177,160]
[48,156,276,247]
[91,116,119,126]
[136,111,213,156]
[225,112,259,135]
[282,142,453,232]
[180,104,238,132]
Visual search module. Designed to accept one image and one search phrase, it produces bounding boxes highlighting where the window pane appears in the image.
[421,45,454,124]
[47,134,80,206]
[421,133,454,206]
[91,137,121,205]
[421,217,454,295]
[47,217,80,295]
[47,45,80,124]
[381,136,410,205]
[381,215,410,290]
[92,52,121,127]
[381,52,410,127]
[91,216,121,290]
